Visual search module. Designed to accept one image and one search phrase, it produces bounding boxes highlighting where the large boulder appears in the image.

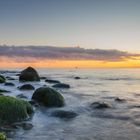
[19,67,40,82]
[32,87,65,107]
[0,96,33,123]
[0,75,6,83]
[18,84,35,90]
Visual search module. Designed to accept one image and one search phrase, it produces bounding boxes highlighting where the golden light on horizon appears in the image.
[1,56,140,68]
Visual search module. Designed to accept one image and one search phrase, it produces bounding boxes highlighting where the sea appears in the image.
[0,68,140,140]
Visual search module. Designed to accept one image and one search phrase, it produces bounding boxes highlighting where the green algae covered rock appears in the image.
[19,67,40,82]
[32,87,65,107]
[0,75,6,83]
[0,132,7,140]
[0,96,33,123]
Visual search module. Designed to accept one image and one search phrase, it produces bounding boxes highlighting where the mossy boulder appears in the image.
[0,132,7,140]
[32,87,65,107]
[0,75,6,83]
[19,67,40,82]
[0,96,33,123]
[18,84,35,90]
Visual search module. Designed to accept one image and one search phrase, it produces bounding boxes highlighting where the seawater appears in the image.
[1,68,140,140]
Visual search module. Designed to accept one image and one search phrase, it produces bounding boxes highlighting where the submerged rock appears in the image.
[52,83,70,88]
[12,122,33,130]
[32,87,65,107]
[74,76,81,79]
[0,75,6,83]
[0,96,33,123]
[4,82,15,86]
[90,101,112,109]
[40,76,46,80]
[51,110,78,119]
[19,67,40,82]
[16,94,27,99]
[6,76,15,80]
[45,79,60,84]
[0,89,10,93]
[114,97,126,102]
[18,84,35,90]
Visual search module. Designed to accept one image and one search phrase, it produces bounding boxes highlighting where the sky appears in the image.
[0,0,140,68]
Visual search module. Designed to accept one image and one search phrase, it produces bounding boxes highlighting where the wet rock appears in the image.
[90,101,112,109]
[32,87,65,107]
[74,76,81,79]
[114,97,126,102]
[51,110,78,119]
[0,75,6,83]
[18,84,35,90]
[28,100,39,107]
[12,122,33,130]
[0,96,33,123]
[4,82,15,86]
[45,79,60,84]
[40,76,46,80]
[0,89,10,93]
[16,94,27,99]
[19,67,40,82]
[6,76,15,80]
[52,83,70,88]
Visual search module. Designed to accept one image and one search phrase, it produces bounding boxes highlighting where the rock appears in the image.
[51,110,78,119]
[74,76,81,79]
[22,123,33,130]
[40,76,46,80]
[45,79,60,84]
[52,83,70,88]
[0,89,10,93]
[16,94,27,99]
[19,67,40,82]
[32,87,65,107]
[18,84,35,90]
[6,76,15,80]
[0,132,7,140]
[0,75,6,83]
[12,122,33,130]
[0,96,33,123]
[114,97,126,102]
[28,100,39,107]
[90,101,112,109]
[4,82,15,86]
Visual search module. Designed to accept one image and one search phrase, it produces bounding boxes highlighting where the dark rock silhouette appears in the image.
[19,67,40,81]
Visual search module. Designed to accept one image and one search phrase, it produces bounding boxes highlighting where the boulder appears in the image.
[0,75,6,83]
[4,82,15,86]
[0,96,33,123]
[18,84,35,90]
[45,79,60,84]
[0,89,10,93]
[32,87,65,107]
[90,101,112,109]
[51,110,78,119]
[19,67,40,81]
[0,132,7,140]
[52,83,70,88]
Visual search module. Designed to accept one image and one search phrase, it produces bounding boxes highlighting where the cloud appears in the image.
[0,45,139,62]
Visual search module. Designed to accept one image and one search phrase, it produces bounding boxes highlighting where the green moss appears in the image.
[0,96,33,123]
[32,87,65,107]
[0,132,6,140]
[0,75,6,83]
